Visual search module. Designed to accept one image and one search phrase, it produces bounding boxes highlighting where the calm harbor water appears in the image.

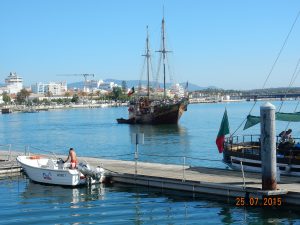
[1,176,300,224]
[1,102,300,224]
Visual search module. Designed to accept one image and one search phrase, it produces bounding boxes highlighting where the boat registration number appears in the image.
[57,173,66,177]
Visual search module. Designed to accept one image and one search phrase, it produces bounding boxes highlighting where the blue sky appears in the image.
[1,0,300,89]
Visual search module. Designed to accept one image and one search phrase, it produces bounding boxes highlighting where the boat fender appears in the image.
[29,155,41,160]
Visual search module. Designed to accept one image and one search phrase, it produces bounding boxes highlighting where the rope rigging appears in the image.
[231,8,300,136]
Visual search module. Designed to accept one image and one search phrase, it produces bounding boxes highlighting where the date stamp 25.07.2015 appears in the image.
[235,197,282,207]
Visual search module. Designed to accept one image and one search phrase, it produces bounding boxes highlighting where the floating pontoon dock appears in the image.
[1,151,300,206]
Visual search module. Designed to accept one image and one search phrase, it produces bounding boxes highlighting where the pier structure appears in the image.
[1,150,300,205]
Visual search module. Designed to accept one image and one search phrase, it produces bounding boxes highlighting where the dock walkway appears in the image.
[1,151,300,205]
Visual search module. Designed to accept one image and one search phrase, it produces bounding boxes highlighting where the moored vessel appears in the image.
[117,14,188,125]
[17,155,105,186]
[223,134,300,176]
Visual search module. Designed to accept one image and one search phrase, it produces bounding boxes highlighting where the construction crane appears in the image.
[57,74,95,92]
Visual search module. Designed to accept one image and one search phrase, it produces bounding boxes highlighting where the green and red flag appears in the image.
[216,109,230,153]
[127,87,135,96]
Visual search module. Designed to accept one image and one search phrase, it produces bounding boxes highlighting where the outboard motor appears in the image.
[77,162,105,181]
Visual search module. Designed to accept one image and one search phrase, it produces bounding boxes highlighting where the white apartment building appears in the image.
[31,82,46,94]
[31,81,67,96]
[98,81,118,91]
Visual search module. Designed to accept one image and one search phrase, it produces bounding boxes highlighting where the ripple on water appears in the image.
[1,177,300,225]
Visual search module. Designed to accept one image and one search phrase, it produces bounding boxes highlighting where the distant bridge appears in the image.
[243,93,300,100]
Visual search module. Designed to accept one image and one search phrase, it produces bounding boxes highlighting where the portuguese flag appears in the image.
[216,109,230,153]
[127,87,135,96]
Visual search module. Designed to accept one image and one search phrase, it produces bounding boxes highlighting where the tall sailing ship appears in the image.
[117,15,189,125]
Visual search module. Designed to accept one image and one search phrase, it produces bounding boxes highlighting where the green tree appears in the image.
[2,92,11,105]
[32,98,40,105]
[42,98,50,105]
[111,86,122,100]
[71,94,79,103]
[16,89,30,104]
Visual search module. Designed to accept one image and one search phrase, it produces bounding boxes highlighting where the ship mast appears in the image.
[142,26,151,98]
[157,9,171,99]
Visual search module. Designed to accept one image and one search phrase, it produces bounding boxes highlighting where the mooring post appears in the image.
[135,133,138,177]
[132,133,144,177]
[260,102,277,190]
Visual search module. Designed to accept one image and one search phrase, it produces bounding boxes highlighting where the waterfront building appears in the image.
[31,81,67,96]
[31,82,46,95]
[69,80,119,93]
[2,72,23,94]
[85,80,102,92]
[170,83,185,98]
[98,81,119,92]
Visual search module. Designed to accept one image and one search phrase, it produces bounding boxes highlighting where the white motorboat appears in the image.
[17,155,105,186]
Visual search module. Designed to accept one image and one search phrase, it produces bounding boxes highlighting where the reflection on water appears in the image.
[129,124,190,164]
[1,176,300,224]
[129,124,188,145]
[110,183,300,225]
[22,180,105,205]
[129,124,186,137]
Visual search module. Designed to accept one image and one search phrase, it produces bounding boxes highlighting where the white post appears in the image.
[260,102,277,190]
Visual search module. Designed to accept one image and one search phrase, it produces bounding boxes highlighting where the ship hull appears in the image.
[117,99,188,125]
[136,101,187,124]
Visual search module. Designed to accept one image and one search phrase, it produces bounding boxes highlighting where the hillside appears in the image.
[68,79,209,92]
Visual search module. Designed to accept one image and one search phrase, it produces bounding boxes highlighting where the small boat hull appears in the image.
[17,156,104,186]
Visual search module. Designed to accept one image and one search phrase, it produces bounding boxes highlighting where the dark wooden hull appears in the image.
[117,98,188,125]
[116,118,136,124]
[135,100,188,125]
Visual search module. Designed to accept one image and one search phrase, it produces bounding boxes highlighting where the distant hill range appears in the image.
[68,79,213,92]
